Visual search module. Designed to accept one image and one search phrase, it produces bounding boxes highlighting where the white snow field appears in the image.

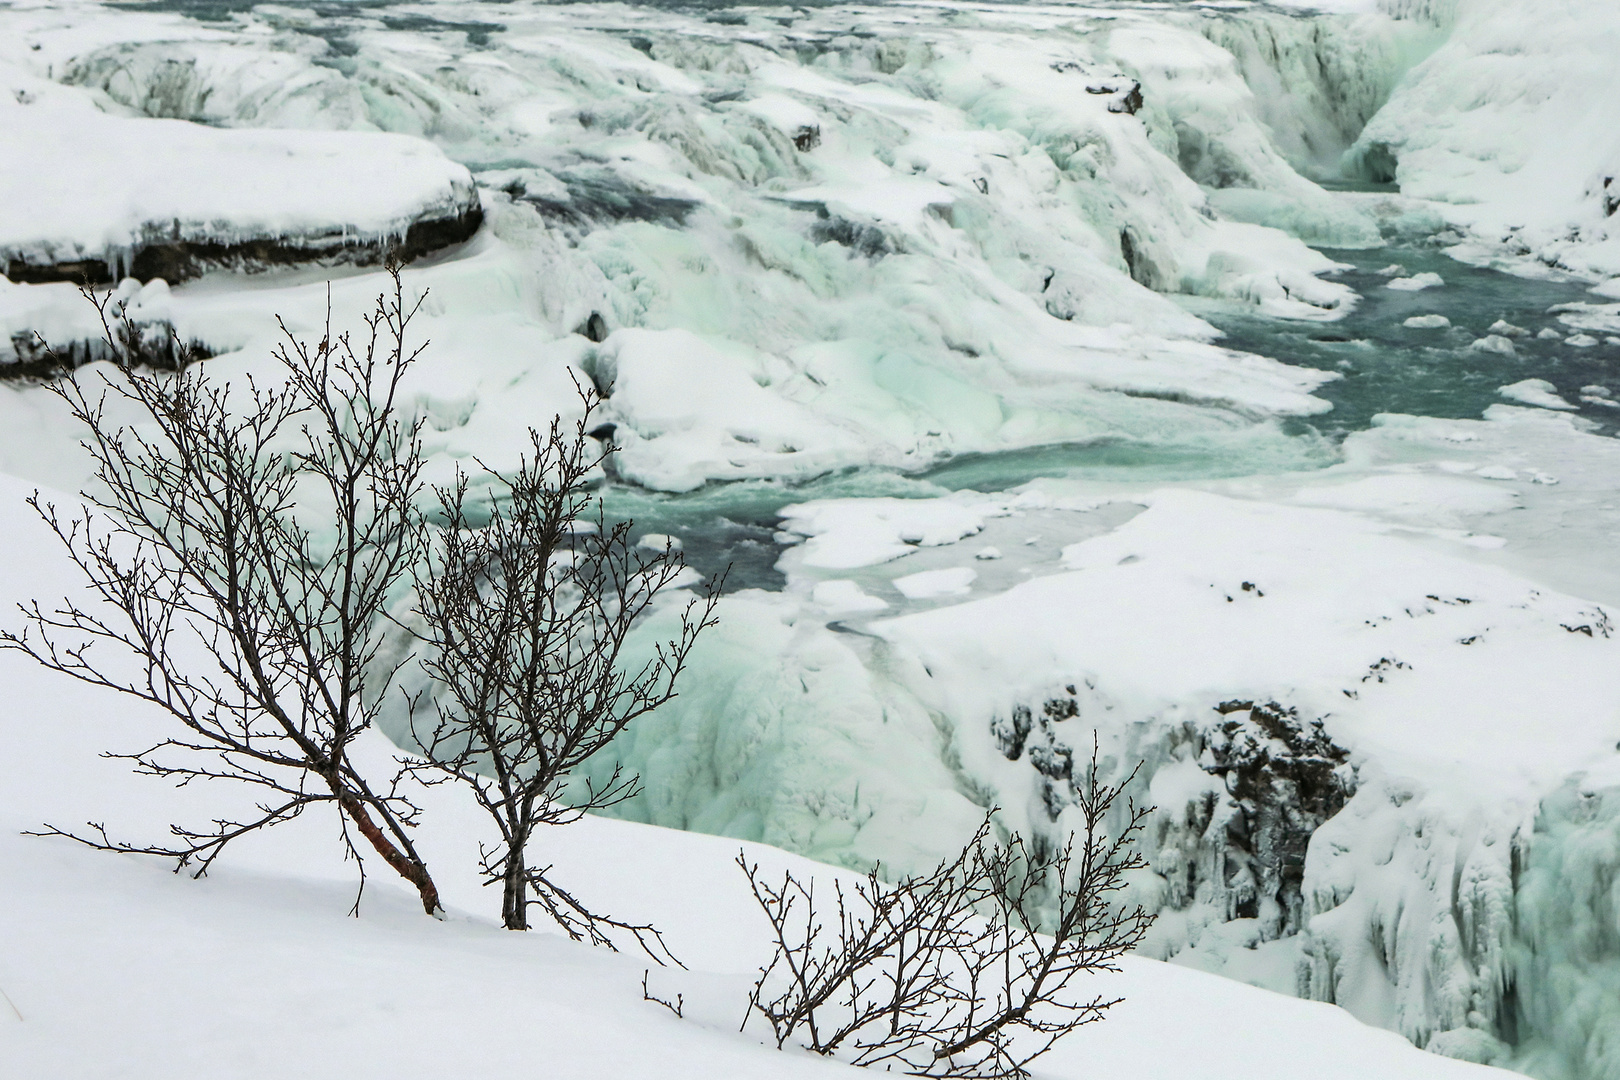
[3,0,1620,1077]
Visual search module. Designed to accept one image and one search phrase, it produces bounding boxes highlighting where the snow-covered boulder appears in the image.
[0,73,481,283]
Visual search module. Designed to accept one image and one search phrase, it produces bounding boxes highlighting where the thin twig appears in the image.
[0,982,23,1021]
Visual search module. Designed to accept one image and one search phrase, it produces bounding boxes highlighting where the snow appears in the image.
[1348,0,1620,285]
[1386,272,1446,291]
[777,497,1000,569]
[1404,314,1451,328]
[5,0,1620,1074]
[1469,334,1516,357]
[1498,379,1576,411]
[0,473,1517,1080]
[0,65,478,279]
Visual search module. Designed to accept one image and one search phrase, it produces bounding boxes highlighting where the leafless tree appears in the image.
[406,386,719,957]
[740,817,994,1068]
[741,744,1154,1078]
[1,269,444,915]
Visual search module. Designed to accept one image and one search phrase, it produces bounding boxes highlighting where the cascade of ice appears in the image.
[1189,10,1441,180]
[1506,776,1620,1080]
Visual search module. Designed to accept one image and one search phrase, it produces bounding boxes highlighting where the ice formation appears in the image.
[0,67,480,282]
[3,0,1620,1077]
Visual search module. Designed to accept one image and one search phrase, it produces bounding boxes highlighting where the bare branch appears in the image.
[3,266,443,916]
[406,381,720,954]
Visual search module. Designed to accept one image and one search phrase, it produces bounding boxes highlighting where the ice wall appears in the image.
[1348,0,1620,282]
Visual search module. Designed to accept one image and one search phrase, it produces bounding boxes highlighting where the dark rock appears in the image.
[579,312,610,343]
[993,703,1034,761]
[5,202,484,286]
[792,125,821,152]
[810,215,892,258]
[1084,78,1143,115]
[5,320,214,379]
[1199,701,1354,937]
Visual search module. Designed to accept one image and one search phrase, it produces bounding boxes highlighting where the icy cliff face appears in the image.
[1350,0,1620,280]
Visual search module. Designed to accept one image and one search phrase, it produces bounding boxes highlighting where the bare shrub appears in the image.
[1,270,444,915]
[741,745,1153,1077]
[405,386,719,956]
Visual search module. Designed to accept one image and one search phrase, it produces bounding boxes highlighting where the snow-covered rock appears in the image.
[1498,378,1575,410]
[0,68,480,283]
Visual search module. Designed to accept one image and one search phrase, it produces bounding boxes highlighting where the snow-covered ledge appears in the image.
[1,75,482,284]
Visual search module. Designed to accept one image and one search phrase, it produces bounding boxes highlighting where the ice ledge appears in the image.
[1,87,484,283]
[3,201,484,285]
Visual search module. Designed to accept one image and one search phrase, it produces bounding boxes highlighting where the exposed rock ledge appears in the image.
[1,93,483,285]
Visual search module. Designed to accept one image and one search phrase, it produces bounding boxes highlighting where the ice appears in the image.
[1386,272,1446,291]
[1404,314,1451,328]
[0,0,1388,491]
[1498,379,1576,411]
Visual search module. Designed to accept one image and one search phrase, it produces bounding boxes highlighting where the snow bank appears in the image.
[0,67,480,283]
